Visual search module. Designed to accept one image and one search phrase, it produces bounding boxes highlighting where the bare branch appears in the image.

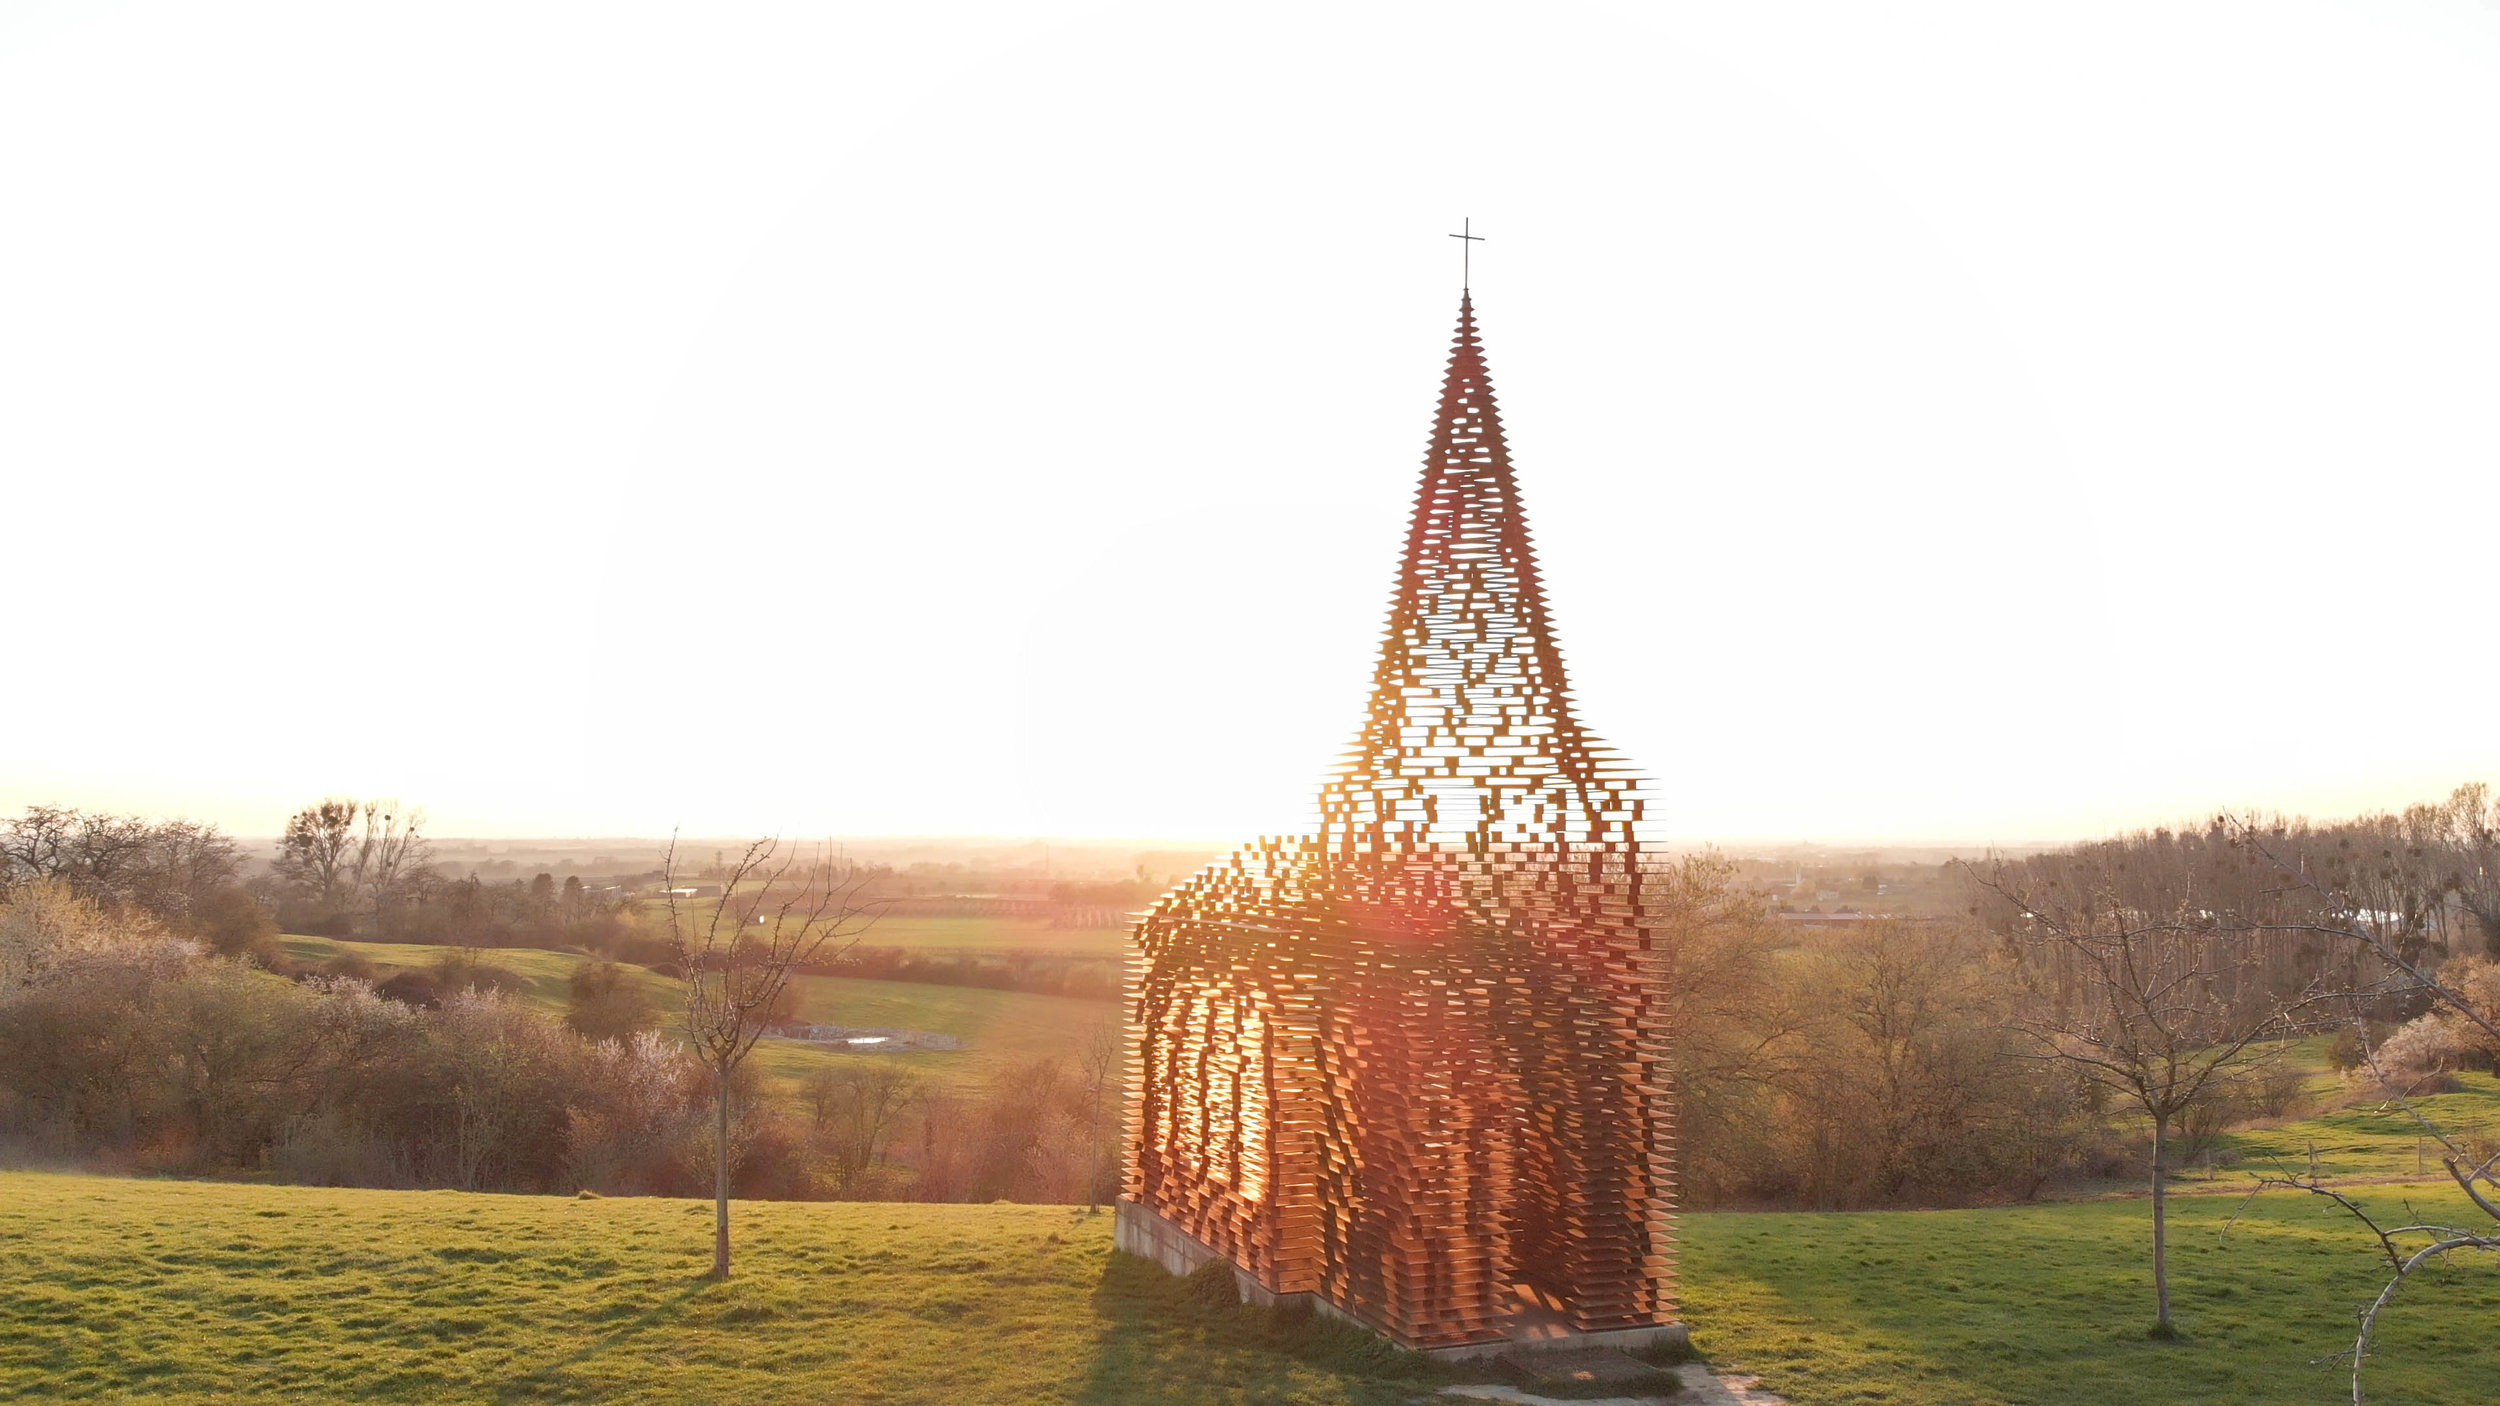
[2349,1233,2500,1406]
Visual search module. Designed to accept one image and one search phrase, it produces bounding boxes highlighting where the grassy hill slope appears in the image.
[0,1172,1415,1405]
[2220,1072,2500,1182]
[6,1171,2498,1405]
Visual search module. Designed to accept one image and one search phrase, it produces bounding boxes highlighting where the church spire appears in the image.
[1316,294,1638,856]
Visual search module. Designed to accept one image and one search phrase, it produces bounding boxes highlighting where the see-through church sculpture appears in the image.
[1118,293,1677,1353]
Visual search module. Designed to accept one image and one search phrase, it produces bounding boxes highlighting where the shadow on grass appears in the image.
[1073,1254,1687,1406]
[1073,1255,1438,1406]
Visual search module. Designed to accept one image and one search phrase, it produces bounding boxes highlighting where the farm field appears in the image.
[656,908,1129,957]
[5,1170,2497,1405]
[278,936,1118,1099]
[830,914,1128,957]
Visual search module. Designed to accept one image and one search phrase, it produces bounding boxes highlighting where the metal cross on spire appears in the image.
[1448,218,1484,290]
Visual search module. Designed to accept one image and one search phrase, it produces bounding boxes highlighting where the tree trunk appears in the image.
[713,1065,732,1280]
[2151,1109,2172,1332]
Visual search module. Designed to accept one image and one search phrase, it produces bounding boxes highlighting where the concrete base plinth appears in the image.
[1112,1199,1688,1361]
[1114,1196,1293,1307]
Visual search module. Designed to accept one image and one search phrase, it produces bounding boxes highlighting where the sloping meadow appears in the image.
[3,1170,2496,1404]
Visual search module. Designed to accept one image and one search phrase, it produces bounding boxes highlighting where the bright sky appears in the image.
[5,1,2497,846]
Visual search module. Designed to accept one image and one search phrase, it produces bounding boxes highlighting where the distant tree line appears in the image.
[0,878,1123,1204]
[1659,856,2096,1209]
[1667,784,2500,1217]
[15,783,2499,1251]
[267,797,659,955]
[0,804,275,957]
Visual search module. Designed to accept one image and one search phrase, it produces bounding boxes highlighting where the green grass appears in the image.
[279,936,1118,1100]
[0,1171,1428,1405]
[1680,1180,2500,1406]
[7,1171,2497,1405]
[2219,1072,2500,1184]
[741,976,1121,1099]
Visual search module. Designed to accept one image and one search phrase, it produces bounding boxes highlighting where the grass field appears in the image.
[0,1172,1426,1405]
[1679,1180,2500,1406]
[278,936,1118,1099]
[5,1170,2496,1405]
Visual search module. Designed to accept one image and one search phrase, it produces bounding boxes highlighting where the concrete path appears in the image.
[1442,1363,1790,1406]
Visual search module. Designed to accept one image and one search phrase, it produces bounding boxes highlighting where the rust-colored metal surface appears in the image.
[1124,295,1674,1350]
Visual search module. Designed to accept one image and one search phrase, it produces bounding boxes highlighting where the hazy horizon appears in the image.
[0,810,2427,864]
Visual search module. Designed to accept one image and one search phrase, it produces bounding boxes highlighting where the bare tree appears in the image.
[802,1062,921,1195]
[1970,843,2309,1334]
[351,800,431,928]
[2433,783,2500,956]
[126,820,244,932]
[1079,1018,1121,1213]
[275,800,361,905]
[663,836,880,1278]
[2220,815,2500,1403]
[272,799,432,934]
[0,805,80,888]
[3,806,246,935]
[1,805,150,899]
